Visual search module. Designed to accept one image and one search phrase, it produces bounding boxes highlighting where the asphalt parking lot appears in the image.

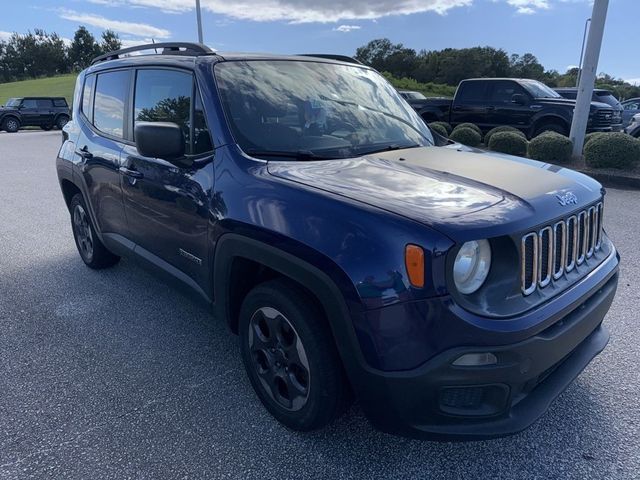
[1,130,639,479]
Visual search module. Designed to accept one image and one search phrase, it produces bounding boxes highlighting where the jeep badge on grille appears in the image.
[556,192,578,206]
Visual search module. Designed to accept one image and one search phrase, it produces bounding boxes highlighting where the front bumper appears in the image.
[348,255,618,441]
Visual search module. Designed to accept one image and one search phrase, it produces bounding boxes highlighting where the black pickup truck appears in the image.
[403,78,616,138]
[0,97,70,132]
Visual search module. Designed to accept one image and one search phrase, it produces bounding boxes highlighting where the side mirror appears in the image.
[512,94,527,105]
[134,122,185,161]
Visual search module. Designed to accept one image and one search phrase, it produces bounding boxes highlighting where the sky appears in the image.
[1,0,638,84]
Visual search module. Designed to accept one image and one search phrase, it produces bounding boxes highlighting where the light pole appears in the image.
[195,0,204,44]
[570,0,609,161]
[576,18,591,87]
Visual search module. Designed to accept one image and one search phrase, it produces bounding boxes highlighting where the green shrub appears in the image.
[488,131,528,157]
[584,132,640,169]
[428,122,448,137]
[453,122,482,137]
[528,131,573,163]
[430,121,452,134]
[583,132,609,148]
[484,126,526,146]
[449,127,482,147]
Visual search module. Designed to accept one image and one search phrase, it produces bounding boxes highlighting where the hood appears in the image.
[535,97,613,111]
[267,146,603,240]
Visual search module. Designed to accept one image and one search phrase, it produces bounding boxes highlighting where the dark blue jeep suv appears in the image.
[57,43,619,440]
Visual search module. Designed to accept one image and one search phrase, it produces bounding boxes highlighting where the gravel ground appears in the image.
[0,130,639,479]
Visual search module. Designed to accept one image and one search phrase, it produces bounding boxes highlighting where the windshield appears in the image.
[5,98,21,107]
[521,80,561,99]
[214,60,433,160]
[405,91,426,100]
[595,91,621,108]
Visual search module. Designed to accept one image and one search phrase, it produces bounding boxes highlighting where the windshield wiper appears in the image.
[356,143,422,156]
[246,149,339,161]
[318,96,434,145]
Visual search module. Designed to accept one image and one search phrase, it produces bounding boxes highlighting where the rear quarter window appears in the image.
[53,99,68,107]
[81,75,96,122]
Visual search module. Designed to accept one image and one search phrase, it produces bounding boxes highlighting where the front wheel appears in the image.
[2,117,20,133]
[239,278,351,431]
[533,122,568,138]
[69,194,120,269]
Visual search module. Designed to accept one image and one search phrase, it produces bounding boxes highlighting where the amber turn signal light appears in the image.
[405,244,425,288]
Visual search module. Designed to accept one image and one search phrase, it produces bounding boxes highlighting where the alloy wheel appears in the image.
[248,306,311,411]
[73,204,94,262]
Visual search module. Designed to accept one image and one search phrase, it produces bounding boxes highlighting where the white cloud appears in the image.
[333,25,361,33]
[77,0,588,22]
[59,10,171,38]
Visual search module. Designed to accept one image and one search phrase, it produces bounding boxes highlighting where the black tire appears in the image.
[239,278,351,431]
[2,117,20,133]
[533,122,568,138]
[56,115,69,130]
[41,124,53,131]
[69,194,120,269]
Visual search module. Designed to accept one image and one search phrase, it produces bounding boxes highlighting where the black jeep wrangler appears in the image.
[1,97,70,132]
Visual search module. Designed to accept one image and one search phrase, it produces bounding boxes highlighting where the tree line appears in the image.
[355,38,640,100]
[0,27,122,83]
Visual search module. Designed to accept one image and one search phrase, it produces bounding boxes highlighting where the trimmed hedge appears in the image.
[453,122,482,137]
[428,122,449,137]
[583,132,609,148]
[484,126,526,146]
[488,131,528,157]
[449,127,482,147]
[528,131,573,163]
[584,132,640,169]
[430,121,452,134]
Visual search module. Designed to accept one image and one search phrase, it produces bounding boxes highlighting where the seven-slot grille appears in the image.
[521,202,604,296]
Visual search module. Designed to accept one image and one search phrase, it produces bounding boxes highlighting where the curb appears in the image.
[576,168,640,191]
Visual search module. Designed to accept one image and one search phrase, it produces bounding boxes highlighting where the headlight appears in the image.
[453,240,492,294]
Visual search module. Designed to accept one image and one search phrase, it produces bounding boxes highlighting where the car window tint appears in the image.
[94,71,129,138]
[193,87,213,154]
[21,99,38,109]
[456,82,488,102]
[36,99,52,109]
[134,69,192,153]
[53,99,67,107]
[489,81,526,103]
[82,75,96,121]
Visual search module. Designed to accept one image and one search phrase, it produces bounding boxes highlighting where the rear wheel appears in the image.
[69,194,120,269]
[239,278,351,431]
[41,124,53,131]
[2,117,20,133]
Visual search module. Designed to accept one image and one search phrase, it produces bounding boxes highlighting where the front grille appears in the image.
[592,109,614,128]
[521,202,603,295]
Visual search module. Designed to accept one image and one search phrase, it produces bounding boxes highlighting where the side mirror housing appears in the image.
[134,122,185,161]
[512,94,527,105]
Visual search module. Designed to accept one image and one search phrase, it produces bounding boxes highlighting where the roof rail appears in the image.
[91,42,214,65]
[298,54,363,65]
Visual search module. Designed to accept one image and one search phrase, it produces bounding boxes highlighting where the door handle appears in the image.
[119,166,144,179]
[486,106,496,111]
[75,146,93,159]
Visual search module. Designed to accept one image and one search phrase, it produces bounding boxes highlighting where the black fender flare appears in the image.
[530,114,570,135]
[417,108,442,122]
[1,113,21,126]
[212,233,370,382]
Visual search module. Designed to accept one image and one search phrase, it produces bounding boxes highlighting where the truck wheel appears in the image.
[239,278,351,431]
[69,194,120,269]
[56,115,69,130]
[41,124,53,131]
[2,117,20,133]
[533,122,568,138]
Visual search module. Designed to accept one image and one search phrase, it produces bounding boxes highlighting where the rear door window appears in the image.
[94,70,129,138]
[36,99,53,109]
[455,82,489,103]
